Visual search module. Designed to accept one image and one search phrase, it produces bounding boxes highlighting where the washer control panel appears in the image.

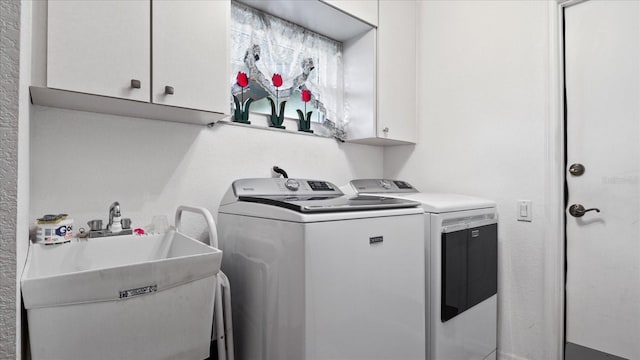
[307,181,334,191]
[233,178,340,197]
[349,179,419,194]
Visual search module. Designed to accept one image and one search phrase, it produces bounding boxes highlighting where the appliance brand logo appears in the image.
[369,236,383,245]
[120,285,158,299]
[242,187,255,191]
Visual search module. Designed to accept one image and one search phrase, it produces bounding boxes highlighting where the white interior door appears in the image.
[565,1,640,359]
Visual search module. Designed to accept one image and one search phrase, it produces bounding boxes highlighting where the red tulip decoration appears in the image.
[233,71,253,123]
[237,71,249,87]
[301,89,311,102]
[296,89,314,133]
[272,73,283,88]
[267,73,287,129]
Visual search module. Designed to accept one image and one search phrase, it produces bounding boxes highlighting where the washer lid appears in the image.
[238,195,421,213]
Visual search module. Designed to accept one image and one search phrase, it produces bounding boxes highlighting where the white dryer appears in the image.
[344,179,498,360]
[217,178,426,360]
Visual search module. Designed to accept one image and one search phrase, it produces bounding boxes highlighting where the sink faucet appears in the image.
[87,201,132,238]
[107,201,121,230]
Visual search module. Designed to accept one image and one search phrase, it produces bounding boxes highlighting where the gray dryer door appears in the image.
[441,223,497,322]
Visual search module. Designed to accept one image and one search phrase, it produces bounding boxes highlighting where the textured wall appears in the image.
[0,0,20,358]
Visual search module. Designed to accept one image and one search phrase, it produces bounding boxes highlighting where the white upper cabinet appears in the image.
[152,1,229,113]
[47,1,150,102]
[345,0,417,145]
[377,0,417,144]
[322,0,379,26]
[40,0,230,124]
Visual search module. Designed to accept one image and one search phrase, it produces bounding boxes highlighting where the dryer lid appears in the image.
[347,179,496,213]
[349,179,419,194]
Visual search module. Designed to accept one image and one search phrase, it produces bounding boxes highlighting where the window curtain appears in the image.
[230,1,345,136]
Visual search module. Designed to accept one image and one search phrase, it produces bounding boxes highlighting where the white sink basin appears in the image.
[22,230,222,308]
[21,230,223,360]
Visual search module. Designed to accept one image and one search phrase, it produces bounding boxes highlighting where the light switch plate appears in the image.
[517,200,532,222]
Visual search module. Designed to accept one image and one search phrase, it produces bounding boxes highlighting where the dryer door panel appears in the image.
[467,224,498,308]
[441,229,467,322]
[441,223,498,322]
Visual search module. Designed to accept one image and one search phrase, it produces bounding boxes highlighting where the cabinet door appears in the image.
[377,0,417,143]
[47,0,150,102]
[322,0,378,26]
[152,0,230,114]
[306,215,425,358]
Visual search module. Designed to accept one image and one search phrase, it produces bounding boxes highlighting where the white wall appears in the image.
[384,2,560,360]
[30,107,383,235]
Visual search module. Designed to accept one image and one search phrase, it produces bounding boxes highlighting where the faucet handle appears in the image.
[87,219,103,231]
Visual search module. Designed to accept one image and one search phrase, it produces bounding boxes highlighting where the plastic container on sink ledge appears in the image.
[21,206,223,360]
[34,214,74,245]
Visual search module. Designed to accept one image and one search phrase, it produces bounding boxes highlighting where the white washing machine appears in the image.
[343,179,498,360]
[217,178,426,360]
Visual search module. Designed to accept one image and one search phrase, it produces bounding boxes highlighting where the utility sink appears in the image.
[22,230,222,308]
[21,230,223,360]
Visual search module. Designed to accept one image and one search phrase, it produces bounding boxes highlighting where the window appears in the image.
[230,1,344,127]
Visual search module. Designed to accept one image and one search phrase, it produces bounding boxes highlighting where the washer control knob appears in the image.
[285,179,300,191]
[380,180,392,189]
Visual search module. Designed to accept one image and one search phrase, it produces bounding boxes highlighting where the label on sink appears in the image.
[119,285,158,299]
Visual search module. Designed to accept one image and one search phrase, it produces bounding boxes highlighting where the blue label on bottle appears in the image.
[55,225,72,237]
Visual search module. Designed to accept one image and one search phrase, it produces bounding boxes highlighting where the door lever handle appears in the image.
[569,204,601,218]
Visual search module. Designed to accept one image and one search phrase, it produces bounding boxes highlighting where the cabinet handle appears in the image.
[130,79,141,89]
[165,86,174,95]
